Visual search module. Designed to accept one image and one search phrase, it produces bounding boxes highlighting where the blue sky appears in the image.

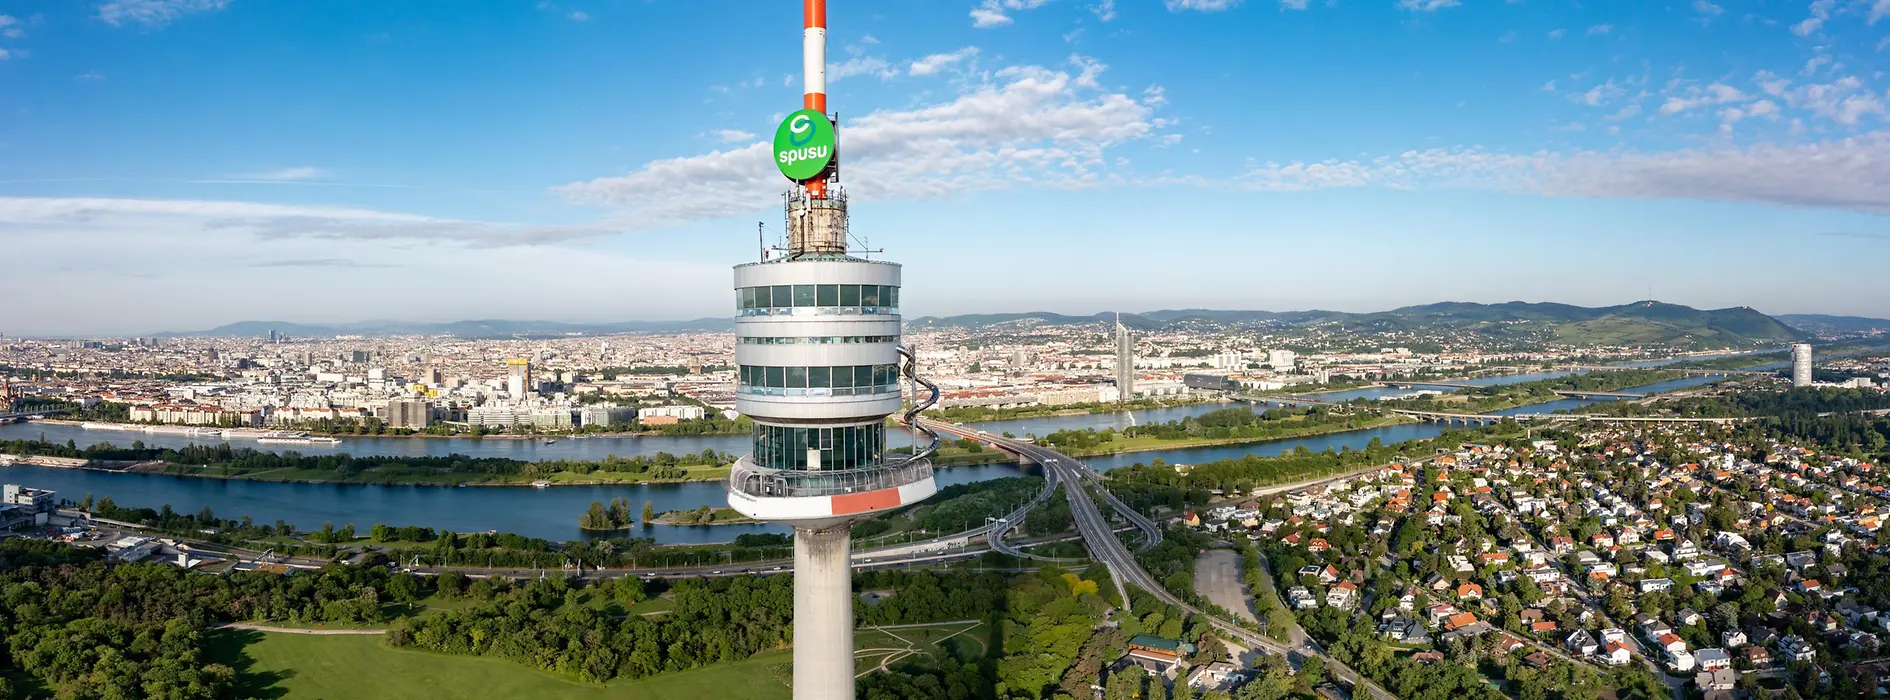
[1,0,1887,335]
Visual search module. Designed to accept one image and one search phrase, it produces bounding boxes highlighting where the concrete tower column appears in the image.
[793,525,853,700]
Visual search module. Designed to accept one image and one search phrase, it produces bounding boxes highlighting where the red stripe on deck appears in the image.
[831,488,900,515]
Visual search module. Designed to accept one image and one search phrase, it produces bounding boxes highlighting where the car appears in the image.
[711,570,723,574]
[771,566,784,571]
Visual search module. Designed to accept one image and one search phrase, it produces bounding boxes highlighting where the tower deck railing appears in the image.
[729,457,933,499]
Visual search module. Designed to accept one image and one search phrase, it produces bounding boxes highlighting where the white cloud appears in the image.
[1396,0,1460,11]
[970,0,1055,28]
[0,48,9,61]
[713,129,756,144]
[910,47,980,76]
[1692,0,1723,17]
[1574,80,1623,106]
[0,14,21,38]
[231,167,326,181]
[1092,0,1118,20]
[830,56,898,82]
[1656,82,1749,114]
[96,0,231,27]
[76,71,105,82]
[1234,135,1890,216]
[557,57,1162,225]
[970,7,1013,27]
[1587,24,1614,36]
[1167,0,1244,10]
[1547,29,1565,39]
[1279,0,1311,7]
[1873,0,1890,23]
[567,10,589,21]
[1793,0,1834,36]
[0,197,719,334]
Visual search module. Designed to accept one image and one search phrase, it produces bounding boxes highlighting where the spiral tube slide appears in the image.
[898,345,941,464]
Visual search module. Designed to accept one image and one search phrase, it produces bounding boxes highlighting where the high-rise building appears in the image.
[383,399,431,429]
[1792,343,1813,388]
[506,358,532,400]
[725,4,940,697]
[268,329,279,344]
[1115,316,1134,401]
[1266,349,1297,371]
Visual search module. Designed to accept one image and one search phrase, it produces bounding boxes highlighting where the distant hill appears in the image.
[166,318,733,339]
[912,300,1808,348]
[165,301,1808,347]
[1776,313,1890,335]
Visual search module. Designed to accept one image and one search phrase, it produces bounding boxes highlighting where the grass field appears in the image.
[205,620,987,698]
[208,631,793,700]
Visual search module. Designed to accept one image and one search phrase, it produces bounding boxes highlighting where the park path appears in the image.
[220,622,386,636]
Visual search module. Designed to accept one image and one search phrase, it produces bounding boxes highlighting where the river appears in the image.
[0,361,1753,543]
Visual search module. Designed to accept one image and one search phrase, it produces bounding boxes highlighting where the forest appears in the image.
[0,539,433,699]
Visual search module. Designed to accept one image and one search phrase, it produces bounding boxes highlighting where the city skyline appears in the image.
[4,0,1890,335]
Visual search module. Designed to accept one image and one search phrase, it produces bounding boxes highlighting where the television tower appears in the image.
[726,2,941,698]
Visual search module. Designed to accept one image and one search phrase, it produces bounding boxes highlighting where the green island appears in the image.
[0,439,735,486]
[1374,367,1696,414]
[1035,405,1411,458]
[649,505,755,526]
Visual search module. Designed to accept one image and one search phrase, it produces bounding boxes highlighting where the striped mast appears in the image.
[802,0,830,199]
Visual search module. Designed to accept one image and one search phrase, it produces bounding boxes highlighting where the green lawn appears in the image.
[207,630,792,700]
[207,621,986,698]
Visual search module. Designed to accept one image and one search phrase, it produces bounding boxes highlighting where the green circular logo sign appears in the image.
[773,109,835,182]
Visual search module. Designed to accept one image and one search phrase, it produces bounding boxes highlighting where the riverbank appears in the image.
[35,418,748,441]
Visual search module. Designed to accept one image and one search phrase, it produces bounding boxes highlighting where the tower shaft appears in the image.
[792,526,853,700]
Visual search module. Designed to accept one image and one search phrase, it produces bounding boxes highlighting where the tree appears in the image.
[370,524,394,542]
[642,500,655,524]
[613,576,647,607]
[1173,678,1195,700]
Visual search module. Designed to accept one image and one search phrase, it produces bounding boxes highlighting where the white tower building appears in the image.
[726,3,940,698]
[1791,343,1813,388]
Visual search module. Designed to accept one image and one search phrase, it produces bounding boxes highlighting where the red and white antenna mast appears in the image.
[802,0,830,200]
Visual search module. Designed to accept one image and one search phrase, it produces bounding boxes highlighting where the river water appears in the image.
[0,364,1746,543]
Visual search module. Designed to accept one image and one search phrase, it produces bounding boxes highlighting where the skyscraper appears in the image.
[725,3,940,697]
[1115,315,1134,401]
[1792,343,1813,388]
[506,358,532,400]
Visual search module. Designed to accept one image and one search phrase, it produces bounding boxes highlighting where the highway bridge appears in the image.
[0,406,73,422]
[1382,380,1482,390]
[1551,390,1646,399]
[1228,394,1333,407]
[922,419,1396,700]
[1390,408,1749,425]
[1556,365,1775,376]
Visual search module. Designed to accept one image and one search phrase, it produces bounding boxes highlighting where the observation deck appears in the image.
[728,455,937,527]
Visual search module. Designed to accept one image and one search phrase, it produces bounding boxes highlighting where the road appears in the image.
[954,425,1399,700]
